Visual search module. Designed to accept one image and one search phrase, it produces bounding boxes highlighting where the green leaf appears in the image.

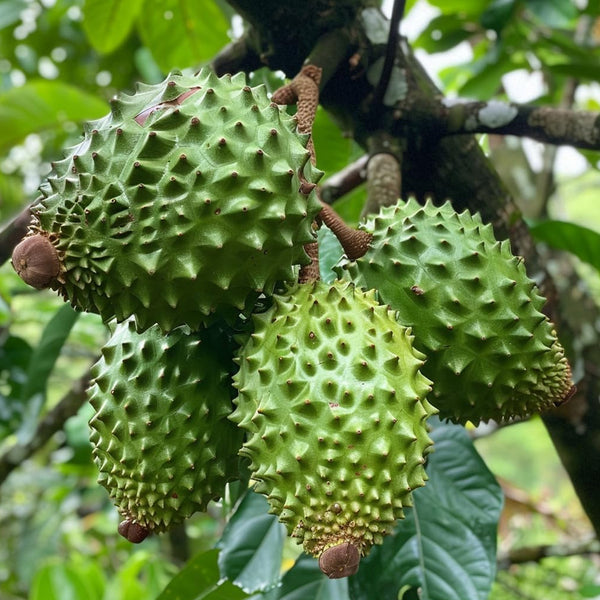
[0,81,108,153]
[82,0,144,54]
[480,0,517,32]
[318,226,344,284]
[525,0,578,26]
[157,549,249,600]
[0,0,27,31]
[528,220,600,272]
[0,334,33,440]
[268,554,350,600]
[545,62,600,81]
[313,107,356,178]
[216,490,286,594]
[414,14,475,54]
[17,304,80,444]
[137,0,230,71]
[349,424,503,600]
[30,558,105,600]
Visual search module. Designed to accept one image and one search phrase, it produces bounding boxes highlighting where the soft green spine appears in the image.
[88,319,243,532]
[338,198,572,424]
[232,280,436,558]
[32,68,322,331]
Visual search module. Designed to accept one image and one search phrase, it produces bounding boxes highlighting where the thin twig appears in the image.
[497,536,600,569]
[320,155,368,204]
[0,204,33,267]
[0,369,93,486]
[371,0,406,109]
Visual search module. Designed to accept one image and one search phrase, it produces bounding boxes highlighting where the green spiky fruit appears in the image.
[232,280,436,576]
[88,319,243,539]
[337,198,574,424]
[12,69,321,331]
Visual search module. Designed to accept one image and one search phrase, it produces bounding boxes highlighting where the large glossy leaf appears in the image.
[348,424,503,600]
[216,490,286,594]
[16,304,80,444]
[529,220,600,273]
[82,0,144,54]
[137,0,230,71]
[0,81,108,152]
[157,549,248,600]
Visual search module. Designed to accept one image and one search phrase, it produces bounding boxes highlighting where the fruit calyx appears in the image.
[12,233,61,289]
[318,542,361,578]
[118,519,150,543]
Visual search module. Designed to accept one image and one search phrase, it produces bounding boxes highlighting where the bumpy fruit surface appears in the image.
[338,198,573,424]
[14,69,321,331]
[232,280,436,575]
[88,319,243,538]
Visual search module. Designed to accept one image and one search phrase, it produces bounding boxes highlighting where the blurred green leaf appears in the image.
[545,62,600,81]
[217,491,285,594]
[30,557,105,600]
[137,0,230,71]
[157,549,248,600]
[425,0,489,16]
[0,0,27,31]
[529,220,600,272]
[480,0,516,31]
[525,0,578,26]
[0,81,108,153]
[0,334,33,439]
[458,50,513,99]
[82,0,144,54]
[414,14,475,54]
[349,424,503,600]
[17,304,79,444]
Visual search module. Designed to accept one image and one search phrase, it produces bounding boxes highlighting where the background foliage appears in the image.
[1,0,599,598]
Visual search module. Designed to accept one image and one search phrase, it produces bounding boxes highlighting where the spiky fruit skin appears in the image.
[338,198,573,424]
[25,69,321,331]
[88,319,243,534]
[232,280,436,560]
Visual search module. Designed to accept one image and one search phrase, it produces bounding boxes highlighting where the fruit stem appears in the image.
[319,199,372,260]
[272,65,322,164]
[298,240,320,283]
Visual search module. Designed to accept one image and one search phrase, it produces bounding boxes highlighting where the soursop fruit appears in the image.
[11,69,321,331]
[337,198,574,424]
[232,280,436,577]
[88,319,243,540]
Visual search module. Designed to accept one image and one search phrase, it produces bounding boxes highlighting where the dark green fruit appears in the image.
[232,280,436,576]
[12,68,321,331]
[338,198,574,424]
[88,319,243,538]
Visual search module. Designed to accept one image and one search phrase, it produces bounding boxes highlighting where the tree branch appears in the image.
[0,204,32,267]
[319,155,368,204]
[439,100,600,150]
[498,536,600,569]
[211,35,263,76]
[0,369,92,486]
